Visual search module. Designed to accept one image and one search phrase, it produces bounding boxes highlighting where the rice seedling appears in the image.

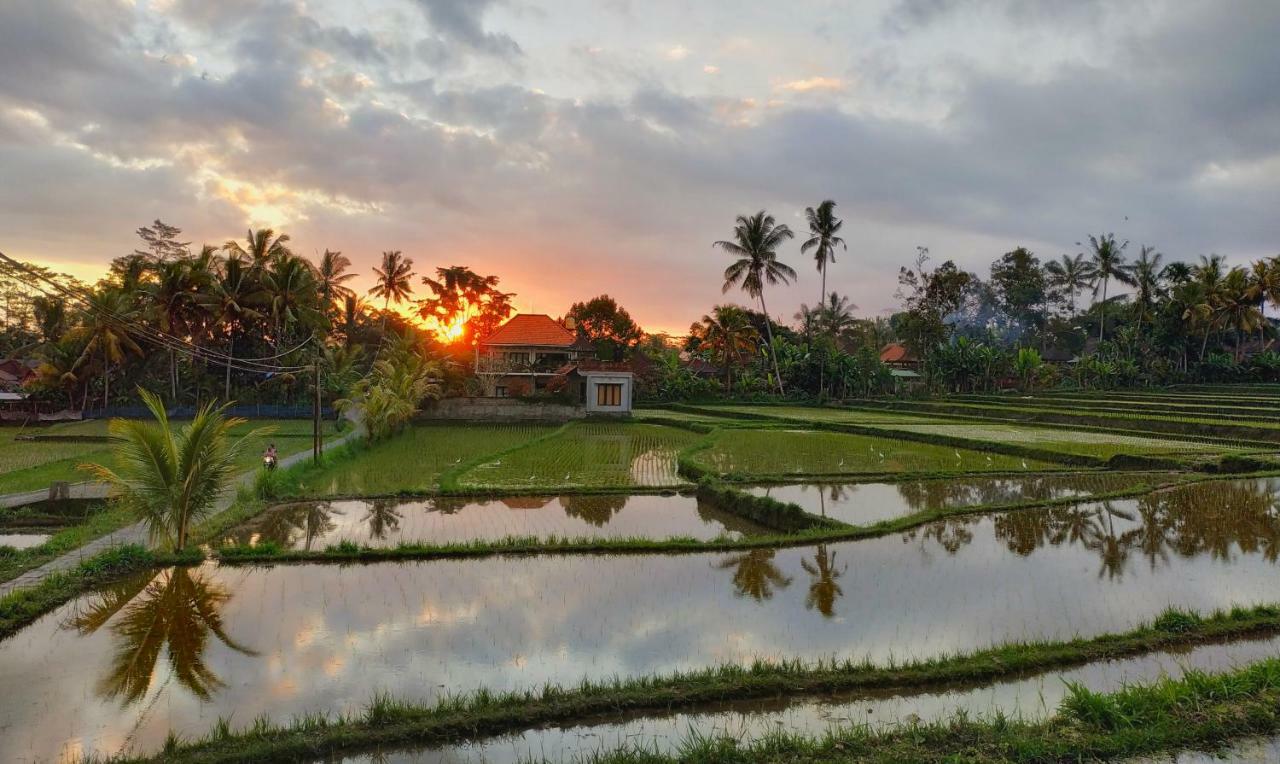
[693,428,1054,477]
[456,422,699,489]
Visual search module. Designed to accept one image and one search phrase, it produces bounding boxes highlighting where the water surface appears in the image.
[333,635,1280,763]
[226,494,770,549]
[0,532,49,549]
[746,472,1154,526]
[4,478,1280,761]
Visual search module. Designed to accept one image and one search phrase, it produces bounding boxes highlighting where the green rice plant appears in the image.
[285,423,554,496]
[456,421,700,490]
[692,428,1053,477]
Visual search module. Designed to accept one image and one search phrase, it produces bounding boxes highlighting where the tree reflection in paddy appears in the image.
[60,567,256,704]
[905,479,1280,578]
[715,549,792,601]
[801,545,846,618]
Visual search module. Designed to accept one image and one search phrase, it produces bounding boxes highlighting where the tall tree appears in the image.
[689,305,759,390]
[1130,245,1165,341]
[65,291,143,410]
[801,200,845,307]
[316,250,356,315]
[714,211,796,395]
[566,294,643,360]
[1045,253,1097,315]
[133,220,190,263]
[211,253,263,401]
[223,229,291,268]
[369,250,415,330]
[1080,233,1135,343]
[417,266,514,344]
[989,247,1047,329]
[1245,256,1280,348]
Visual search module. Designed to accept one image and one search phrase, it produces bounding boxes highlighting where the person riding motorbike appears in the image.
[263,443,278,471]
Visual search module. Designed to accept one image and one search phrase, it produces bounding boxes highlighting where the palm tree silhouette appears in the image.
[63,567,257,703]
[801,545,845,617]
[801,200,845,308]
[715,549,792,601]
[1079,233,1135,342]
[369,250,415,331]
[715,211,796,395]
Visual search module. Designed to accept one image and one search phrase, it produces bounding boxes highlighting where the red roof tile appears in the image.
[879,343,917,363]
[481,314,576,347]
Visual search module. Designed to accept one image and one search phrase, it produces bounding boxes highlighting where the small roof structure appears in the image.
[480,314,576,348]
[879,343,918,365]
[889,369,921,379]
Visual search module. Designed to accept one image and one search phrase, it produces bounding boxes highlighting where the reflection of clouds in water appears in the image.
[8,481,1280,759]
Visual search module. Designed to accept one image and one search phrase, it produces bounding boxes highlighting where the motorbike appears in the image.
[263,454,277,471]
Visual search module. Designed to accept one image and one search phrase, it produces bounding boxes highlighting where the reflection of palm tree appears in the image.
[254,502,339,551]
[801,545,845,617]
[715,550,792,601]
[363,500,403,540]
[561,495,627,527]
[63,567,256,703]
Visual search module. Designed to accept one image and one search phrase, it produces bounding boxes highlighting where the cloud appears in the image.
[777,76,845,93]
[665,44,689,61]
[411,0,521,63]
[703,64,720,74]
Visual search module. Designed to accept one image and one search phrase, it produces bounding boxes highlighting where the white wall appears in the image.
[583,373,633,414]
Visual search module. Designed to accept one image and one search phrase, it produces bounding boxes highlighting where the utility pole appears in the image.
[312,358,322,464]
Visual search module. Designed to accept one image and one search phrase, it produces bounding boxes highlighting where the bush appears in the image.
[1152,608,1203,634]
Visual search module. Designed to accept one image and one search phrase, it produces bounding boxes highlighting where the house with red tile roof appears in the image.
[475,314,633,413]
[879,342,920,369]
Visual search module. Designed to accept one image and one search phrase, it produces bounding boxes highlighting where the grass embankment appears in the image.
[0,501,135,584]
[114,604,1280,763]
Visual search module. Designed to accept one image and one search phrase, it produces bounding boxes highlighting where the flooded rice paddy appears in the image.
[329,634,1280,763]
[0,532,50,549]
[747,472,1159,526]
[225,493,772,549]
[5,478,1280,759]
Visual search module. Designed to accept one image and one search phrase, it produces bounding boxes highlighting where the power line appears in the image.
[0,249,313,373]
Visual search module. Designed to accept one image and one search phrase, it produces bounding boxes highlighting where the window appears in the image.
[596,382,623,407]
[495,385,508,398]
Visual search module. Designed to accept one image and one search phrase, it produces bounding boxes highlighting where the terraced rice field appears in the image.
[860,422,1241,458]
[226,493,771,548]
[693,428,1055,477]
[9,477,1280,760]
[0,418,337,495]
[288,423,554,495]
[457,421,699,489]
[747,472,1175,526]
[687,404,961,425]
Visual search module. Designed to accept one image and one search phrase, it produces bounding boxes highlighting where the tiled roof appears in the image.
[879,343,917,363]
[481,314,576,347]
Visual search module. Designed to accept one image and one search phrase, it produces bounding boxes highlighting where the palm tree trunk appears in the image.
[104,363,110,411]
[170,349,177,402]
[758,292,785,395]
[1098,278,1108,343]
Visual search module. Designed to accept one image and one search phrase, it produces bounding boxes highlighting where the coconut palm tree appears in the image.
[1244,256,1280,348]
[801,200,845,307]
[1080,233,1135,342]
[1217,267,1264,361]
[1044,253,1096,316]
[261,252,321,353]
[715,211,796,395]
[223,228,291,268]
[81,389,260,550]
[211,253,264,401]
[65,291,143,411]
[369,250,415,330]
[1130,245,1164,340]
[691,305,760,391]
[316,249,356,314]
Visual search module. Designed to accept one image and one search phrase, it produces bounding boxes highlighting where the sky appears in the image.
[1,0,1278,335]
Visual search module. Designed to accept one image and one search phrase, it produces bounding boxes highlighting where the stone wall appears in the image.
[418,397,586,422]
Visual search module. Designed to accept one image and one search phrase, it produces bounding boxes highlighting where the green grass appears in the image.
[109,603,1280,763]
[455,421,701,490]
[0,501,135,583]
[861,422,1240,458]
[692,428,1057,478]
[0,418,338,495]
[283,423,554,496]
[693,404,962,425]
